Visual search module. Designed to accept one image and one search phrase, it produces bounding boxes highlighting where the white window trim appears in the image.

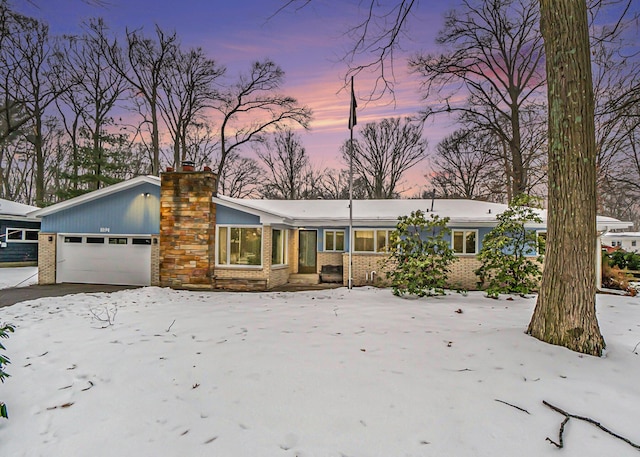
[5,227,39,243]
[324,229,345,252]
[271,228,288,266]
[353,228,392,254]
[452,229,478,255]
[216,225,263,268]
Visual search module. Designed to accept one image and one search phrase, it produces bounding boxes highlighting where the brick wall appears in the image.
[340,252,539,291]
[37,232,56,284]
[447,256,483,291]
[159,171,217,289]
[344,253,393,286]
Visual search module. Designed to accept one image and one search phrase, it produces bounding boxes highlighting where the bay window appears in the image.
[271,228,287,265]
[217,226,262,266]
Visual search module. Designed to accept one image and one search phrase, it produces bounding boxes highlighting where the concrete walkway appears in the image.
[0,284,141,308]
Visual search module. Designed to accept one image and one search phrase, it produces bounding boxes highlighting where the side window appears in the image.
[452,230,477,254]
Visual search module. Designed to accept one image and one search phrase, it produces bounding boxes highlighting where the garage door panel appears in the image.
[57,236,151,286]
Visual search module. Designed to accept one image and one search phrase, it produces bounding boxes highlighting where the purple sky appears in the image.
[17,0,457,195]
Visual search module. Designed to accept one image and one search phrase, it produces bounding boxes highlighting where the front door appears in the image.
[298,230,317,274]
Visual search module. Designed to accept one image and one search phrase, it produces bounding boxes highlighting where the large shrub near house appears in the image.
[476,195,543,298]
[1,323,15,419]
[384,211,457,297]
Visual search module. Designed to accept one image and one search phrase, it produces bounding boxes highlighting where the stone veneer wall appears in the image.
[38,232,56,284]
[151,235,160,286]
[160,171,216,289]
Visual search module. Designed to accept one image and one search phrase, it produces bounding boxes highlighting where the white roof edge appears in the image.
[29,175,160,218]
[213,195,289,224]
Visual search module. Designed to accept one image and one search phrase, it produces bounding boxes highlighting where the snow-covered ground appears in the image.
[0,266,38,290]
[1,286,639,456]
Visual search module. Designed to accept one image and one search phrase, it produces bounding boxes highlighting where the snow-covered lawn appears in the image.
[0,266,38,289]
[1,287,639,456]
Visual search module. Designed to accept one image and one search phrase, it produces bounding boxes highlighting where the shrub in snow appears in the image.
[475,194,543,298]
[1,322,15,419]
[384,211,457,297]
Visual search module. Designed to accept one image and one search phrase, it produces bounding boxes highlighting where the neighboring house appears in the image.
[0,198,40,266]
[29,170,632,290]
[602,232,640,253]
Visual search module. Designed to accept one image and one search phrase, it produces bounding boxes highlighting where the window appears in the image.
[5,228,39,243]
[353,229,392,253]
[132,238,152,245]
[64,236,82,243]
[324,230,345,252]
[633,241,637,247]
[109,237,128,245]
[86,237,105,244]
[537,231,547,255]
[452,230,477,254]
[271,229,287,265]
[217,226,262,266]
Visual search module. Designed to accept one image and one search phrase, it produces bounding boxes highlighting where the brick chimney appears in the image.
[159,169,217,289]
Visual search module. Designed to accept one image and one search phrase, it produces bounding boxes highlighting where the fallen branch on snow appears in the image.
[543,400,640,451]
[495,399,530,414]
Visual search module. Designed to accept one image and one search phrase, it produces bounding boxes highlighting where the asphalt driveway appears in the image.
[0,284,141,308]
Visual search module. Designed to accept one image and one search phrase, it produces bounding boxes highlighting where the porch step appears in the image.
[288,274,320,285]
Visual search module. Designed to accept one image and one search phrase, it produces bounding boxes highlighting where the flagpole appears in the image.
[348,76,356,290]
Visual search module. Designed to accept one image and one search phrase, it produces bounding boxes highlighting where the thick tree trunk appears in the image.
[527,0,604,356]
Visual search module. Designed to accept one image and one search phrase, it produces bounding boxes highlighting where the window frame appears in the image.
[216,225,263,268]
[451,229,478,255]
[353,229,392,253]
[324,230,345,252]
[5,227,40,243]
[271,228,287,266]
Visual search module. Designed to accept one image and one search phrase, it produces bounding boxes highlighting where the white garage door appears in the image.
[57,234,152,286]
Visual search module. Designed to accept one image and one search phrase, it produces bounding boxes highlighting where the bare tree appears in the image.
[319,168,368,199]
[409,0,545,198]
[527,0,604,356]
[0,8,70,205]
[343,117,427,199]
[216,151,263,198]
[106,25,178,175]
[158,45,224,169]
[428,128,504,201]
[55,18,128,193]
[256,129,323,199]
[212,59,312,195]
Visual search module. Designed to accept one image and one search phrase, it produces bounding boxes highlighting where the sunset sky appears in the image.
[17,0,458,195]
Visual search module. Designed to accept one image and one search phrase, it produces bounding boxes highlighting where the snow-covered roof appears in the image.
[215,195,514,226]
[602,231,640,238]
[215,195,632,230]
[29,176,160,218]
[0,198,39,220]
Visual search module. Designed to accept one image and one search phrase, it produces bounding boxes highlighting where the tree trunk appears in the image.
[527,0,604,356]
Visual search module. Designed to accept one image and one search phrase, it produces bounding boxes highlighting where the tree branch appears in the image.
[543,400,640,450]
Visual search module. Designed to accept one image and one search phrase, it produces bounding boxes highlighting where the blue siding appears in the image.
[0,219,40,263]
[216,205,261,225]
[41,183,160,234]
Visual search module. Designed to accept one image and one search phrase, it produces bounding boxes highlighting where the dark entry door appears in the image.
[298,230,317,274]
